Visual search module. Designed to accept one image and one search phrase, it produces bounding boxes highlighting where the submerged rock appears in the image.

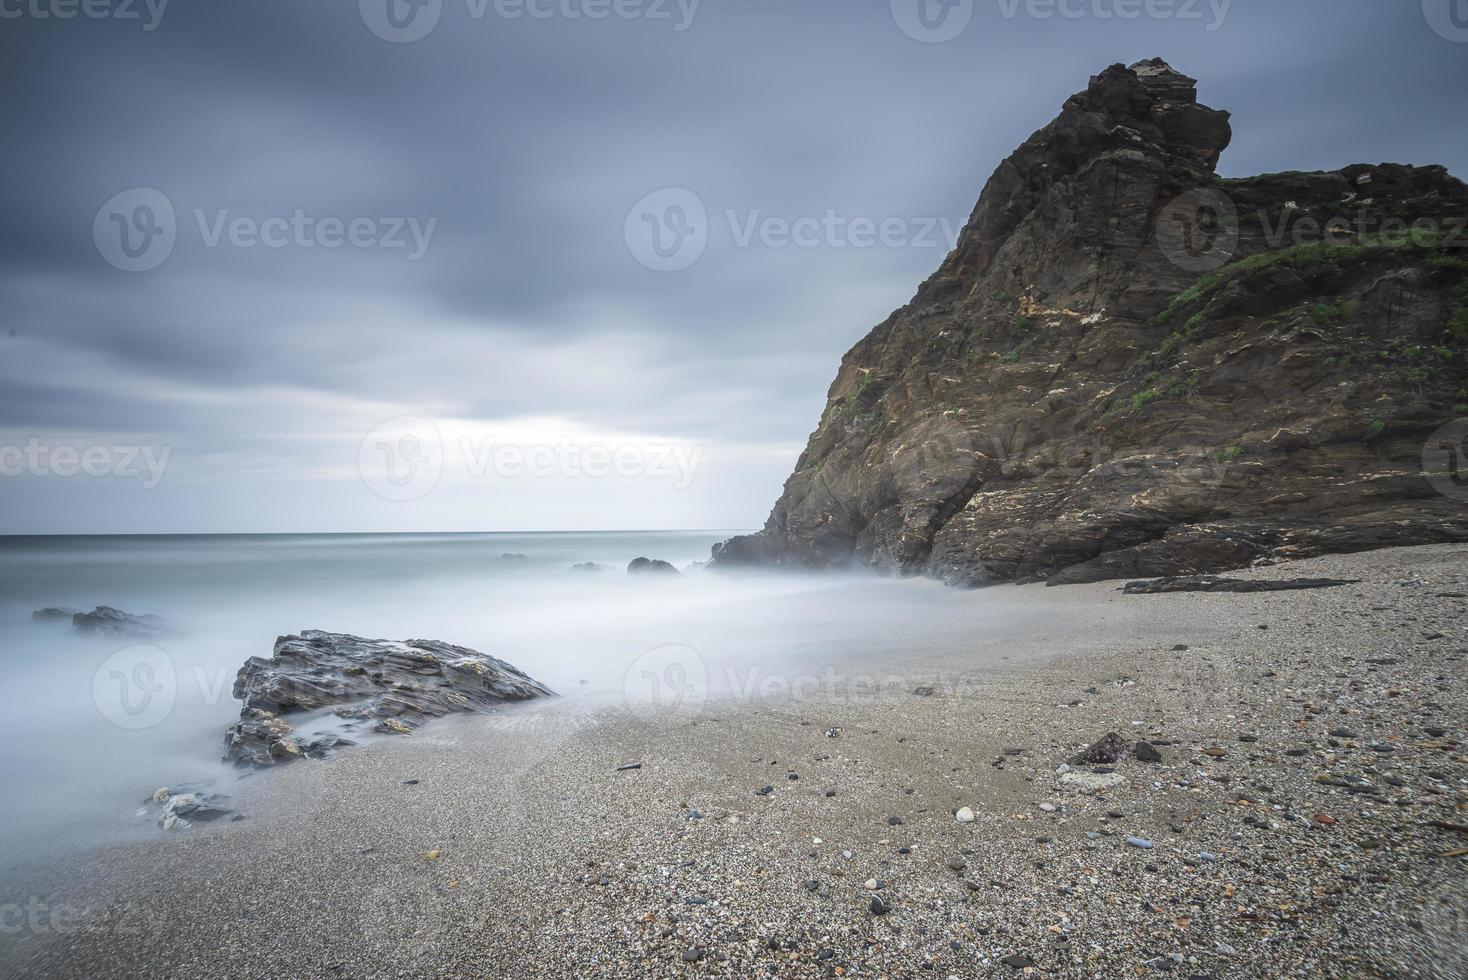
[72,605,170,639]
[223,630,554,767]
[1122,576,1359,594]
[143,784,234,831]
[627,557,679,575]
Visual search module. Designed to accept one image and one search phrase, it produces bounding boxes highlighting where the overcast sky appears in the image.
[1,1,1464,534]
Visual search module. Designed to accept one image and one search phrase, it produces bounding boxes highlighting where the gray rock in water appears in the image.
[223,630,554,767]
[1121,576,1358,594]
[144,784,233,831]
[72,605,170,638]
[628,557,679,575]
[570,562,611,573]
[32,607,81,621]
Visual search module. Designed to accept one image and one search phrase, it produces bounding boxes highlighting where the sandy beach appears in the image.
[4,544,1465,979]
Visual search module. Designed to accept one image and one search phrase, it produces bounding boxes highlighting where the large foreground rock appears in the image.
[712,59,1468,586]
[224,630,554,767]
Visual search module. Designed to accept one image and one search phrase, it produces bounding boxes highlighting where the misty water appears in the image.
[0,531,1143,868]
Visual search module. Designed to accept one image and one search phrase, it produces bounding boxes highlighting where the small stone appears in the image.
[1329,728,1358,739]
[824,789,837,798]
[682,948,703,963]
[914,686,935,697]
[1001,953,1035,969]
[803,879,819,893]
[946,856,967,872]
[869,895,891,915]
[864,878,879,890]
[616,762,642,771]
[755,785,774,796]
[426,850,441,861]
[1076,732,1128,765]
[1038,802,1057,813]
[1199,852,1217,863]
[402,778,420,785]
[1133,741,1162,763]
[955,807,975,823]
[887,816,904,826]
[1126,837,1153,850]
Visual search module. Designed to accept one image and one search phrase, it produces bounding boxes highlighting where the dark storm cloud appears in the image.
[1,0,1465,532]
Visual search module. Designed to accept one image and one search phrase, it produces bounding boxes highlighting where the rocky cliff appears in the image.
[714,59,1468,586]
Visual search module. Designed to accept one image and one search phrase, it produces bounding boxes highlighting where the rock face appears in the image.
[224,630,554,767]
[713,59,1468,586]
[71,606,170,638]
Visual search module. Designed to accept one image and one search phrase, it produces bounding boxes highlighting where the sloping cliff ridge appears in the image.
[714,59,1468,586]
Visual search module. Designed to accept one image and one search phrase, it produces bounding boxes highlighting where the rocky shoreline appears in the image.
[4,544,1464,978]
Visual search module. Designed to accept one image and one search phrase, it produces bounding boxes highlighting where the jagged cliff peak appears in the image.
[715,60,1468,585]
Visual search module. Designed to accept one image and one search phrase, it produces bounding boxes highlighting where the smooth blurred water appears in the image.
[0,531,1133,867]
